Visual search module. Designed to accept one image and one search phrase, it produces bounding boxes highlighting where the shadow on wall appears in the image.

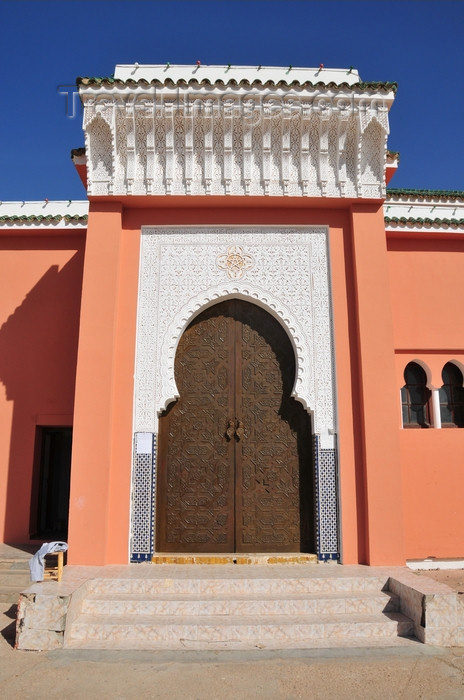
[0,246,84,543]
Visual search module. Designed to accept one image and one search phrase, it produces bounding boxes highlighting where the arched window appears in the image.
[401,362,431,428]
[439,362,464,428]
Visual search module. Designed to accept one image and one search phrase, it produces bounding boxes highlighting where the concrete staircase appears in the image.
[64,568,416,650]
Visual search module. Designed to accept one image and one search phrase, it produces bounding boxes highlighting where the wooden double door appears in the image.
[157,300,313,553]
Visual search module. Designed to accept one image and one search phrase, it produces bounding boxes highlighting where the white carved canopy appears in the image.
[79,64,395,199]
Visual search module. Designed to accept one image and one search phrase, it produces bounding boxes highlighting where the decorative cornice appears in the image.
[79,63,395,199]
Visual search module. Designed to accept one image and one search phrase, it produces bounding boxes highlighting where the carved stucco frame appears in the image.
[131,226,338,557]
[134,226,336,444]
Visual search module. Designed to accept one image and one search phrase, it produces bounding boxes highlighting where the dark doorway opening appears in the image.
[30,427,72,540]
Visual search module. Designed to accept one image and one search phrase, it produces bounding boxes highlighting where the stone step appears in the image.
[151,554,318,565]
[65,634,420,651]
[85,575,388,597]
[0,587,24,604]
[65,611,415,650]
[0,558,33,604]
[0,560,30,570]
[81,591,400,617]
[0,571,32,587]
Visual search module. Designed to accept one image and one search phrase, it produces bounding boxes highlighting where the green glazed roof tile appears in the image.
[77,76,397,93]
[387,188,464,201]
[385,216,464,226]
[0,214,88,224]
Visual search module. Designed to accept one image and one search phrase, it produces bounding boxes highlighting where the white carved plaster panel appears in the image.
[81,85,392,199]
[134,227,336,449]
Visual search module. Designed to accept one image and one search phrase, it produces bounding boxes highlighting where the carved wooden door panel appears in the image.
[157,304,235,552]
[157,300,313,553]
[235,303,313,552]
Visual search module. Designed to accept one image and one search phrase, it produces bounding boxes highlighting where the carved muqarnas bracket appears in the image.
[81,86,392,199]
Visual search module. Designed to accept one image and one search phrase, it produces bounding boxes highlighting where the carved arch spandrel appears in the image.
[158,286,313,416]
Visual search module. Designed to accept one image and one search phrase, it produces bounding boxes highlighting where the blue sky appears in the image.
[1,0,463,201]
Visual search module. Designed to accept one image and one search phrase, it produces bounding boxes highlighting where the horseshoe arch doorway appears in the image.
[156,299,314,553]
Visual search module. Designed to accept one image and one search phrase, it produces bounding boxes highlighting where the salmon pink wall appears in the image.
[389,235,464,559]
[346,206,405,565]
[328,205,406,565]
[400,430,464,559]
[388,235,464,349]
[68,198,402,566]
[3,206,462,566]
[0,232,84,543]
[67,203,140,565]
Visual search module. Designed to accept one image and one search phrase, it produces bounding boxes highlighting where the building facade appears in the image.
[1,64,463,567]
